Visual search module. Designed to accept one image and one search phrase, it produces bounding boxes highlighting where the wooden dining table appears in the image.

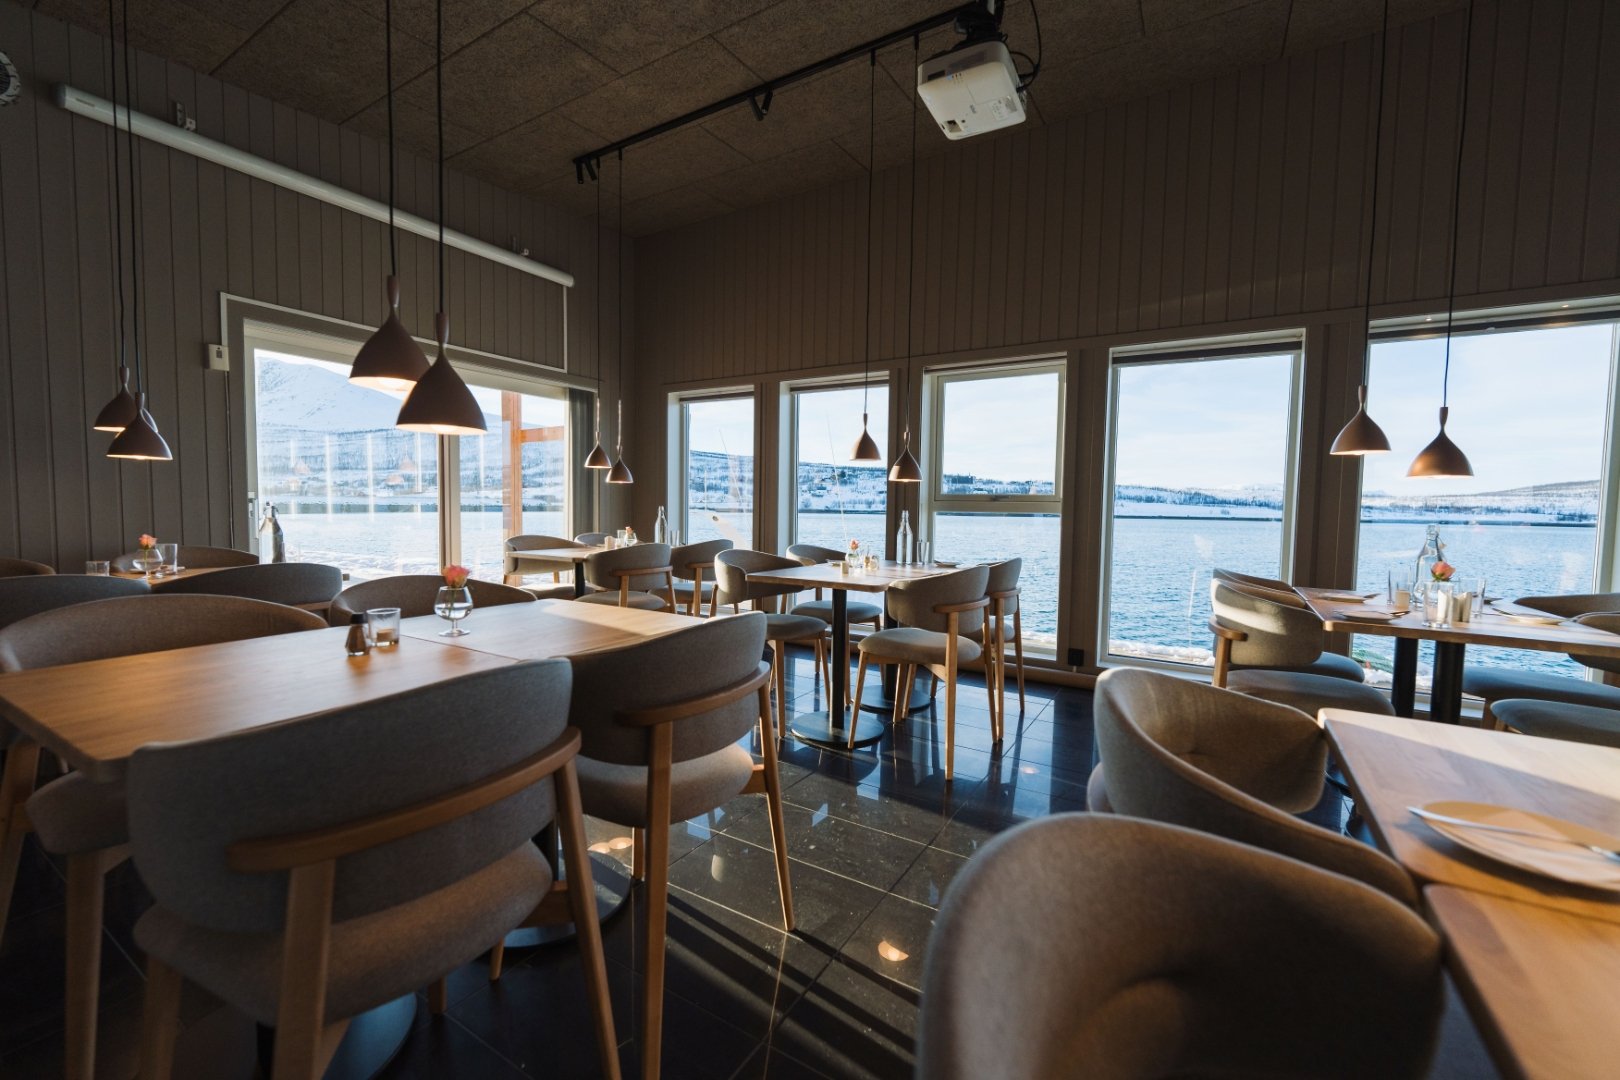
[1297,586,1620,723]
[1323,709,1620,1079]
[507,544,614,598]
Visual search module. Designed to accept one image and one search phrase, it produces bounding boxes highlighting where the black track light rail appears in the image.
[572,1,986,183]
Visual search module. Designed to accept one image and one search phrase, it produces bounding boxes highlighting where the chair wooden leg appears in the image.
[556,760,622,1080]
[632,827,646,881]
[892,664,912,727]
[429,977,449,1016]
[757,685,795,931]
[64,849,112,1080]
[930,672,940,702]
[1013,608,1025,712]
[772,641,789,730]
[0,741,41,953]
[641,729,674,1080]
[488,941,507,981]
[272,861,336,1080]
[899,664,919,726]
[994,610,1007,733]
[945,646,959,783]
[139,954,184,1080]
[849,653,871,749]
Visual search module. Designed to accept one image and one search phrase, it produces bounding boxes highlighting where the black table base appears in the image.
[788,706,887,750]
[1388,635,1466,724]
[503,848,632,948]
[254,993,416,1079]
[857,680,933,715]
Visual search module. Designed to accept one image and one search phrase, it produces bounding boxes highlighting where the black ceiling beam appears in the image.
[572,2,984,182]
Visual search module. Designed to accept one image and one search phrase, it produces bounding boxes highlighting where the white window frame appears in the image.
[782,375,890,550]
[669,386,757,547]
[1097,331,1306,671]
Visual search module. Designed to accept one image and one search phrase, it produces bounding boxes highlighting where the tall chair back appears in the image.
[0,557,54,577]
[504,535,585,580]
[670,539,732,582]
[149,562,343,607]
[1213,567,1295,594]
[0,595,324,672]
[583,543,673,601]
[1572,612,1620,675]
[0,575,148,631]
[574,531,610,545]
[984,558,1021,612]
[110,546,257,572]
[1209,578,1324,670]
[886,567,990,636]
[714,548,803,610]
[785,544,845,565]
[329,574,535,626]
[917,814,1442,1080]
[1516,592,1620,619]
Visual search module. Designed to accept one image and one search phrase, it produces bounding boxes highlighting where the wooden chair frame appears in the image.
[1208,618,1247,689]
[139,728,620,1080]
[675,560,716,617]
[607,565,678,613]
[851,597,990,778]
[987,588,1025,719]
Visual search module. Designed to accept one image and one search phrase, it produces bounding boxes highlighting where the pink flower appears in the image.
[848,539,860,552]
[442,564,470,588]
[138,533,157,550]
[1431,560,1455,581]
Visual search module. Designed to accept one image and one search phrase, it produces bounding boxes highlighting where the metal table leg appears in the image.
[1391,638,1419,717]
[789,589,885,748]
[1429,641,1467,724]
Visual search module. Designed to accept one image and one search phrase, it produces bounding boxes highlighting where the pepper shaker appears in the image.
[345,613,372,656]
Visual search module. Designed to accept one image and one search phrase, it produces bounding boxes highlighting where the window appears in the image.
[457,384,569,582]
[1101,341,1303,667]
[924,363,1065,654]
[1353,314,1620,687]
[789,384,889,554]
[677,394,755,546]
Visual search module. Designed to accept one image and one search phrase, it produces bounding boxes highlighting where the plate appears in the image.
[1488,600,1564,625]
[1317,590,1378,603]
[1413,801,1620,891]
[1334,608,1399,622]
[932,560,958,568]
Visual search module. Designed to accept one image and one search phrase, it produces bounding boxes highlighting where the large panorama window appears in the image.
[1352,313,1620,687]
[1102,341,1302,667]
[249,330,569,580]
[924,363,1065,654]
[790,383,889,554]
[677,393,755,546]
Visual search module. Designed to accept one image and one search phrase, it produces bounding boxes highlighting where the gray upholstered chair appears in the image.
[1463,606,1620,721]
[669,538,733,616]
[1490,697,1620,748]
[0,556,54,577]
[916,814,1443,1080]
[576,543,676,611]
[715,549,831,719]
[109,545,257,572]
[327,574,536,627]
[0,595,325,1079]
[785,543,881,692]
[854,566,992,777]
[564,613,790,1078]
[1088,668,1417,905]
[983,558,1025,719]
[503,533,587,598]
[1212,566,1295,592]
[0,574,149,631]
[574,531,610,545]
[149,561,343,609]
[129,661,619,1080]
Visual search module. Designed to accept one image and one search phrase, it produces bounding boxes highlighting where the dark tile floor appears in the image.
[2,649,1498,1079]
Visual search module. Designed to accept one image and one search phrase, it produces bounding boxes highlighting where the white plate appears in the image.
[1488,601,1564,625]
[1335,608,1399,622]
[1317,590,1378,603]
[932,560,958,568]
[1413,801,1620,892]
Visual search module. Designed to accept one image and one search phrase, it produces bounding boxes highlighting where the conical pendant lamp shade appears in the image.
[352,276,430,391]
[1407,406,1473,478]
[584,399,612,468]
[606,456,634,484]
[1329,384,1391,456]
[397,313,487,435]
[107,393,173,460]
[94,368,140,432]
[888,437,921,483]
[851,416,882,462]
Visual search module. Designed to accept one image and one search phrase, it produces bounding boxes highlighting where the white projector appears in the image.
[917,40,1027,140]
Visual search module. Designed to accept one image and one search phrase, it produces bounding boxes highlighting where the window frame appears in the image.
[670,386,758,547]
[923,360,1068,517]
[1097,332,1306,671]
[783,375,890,551]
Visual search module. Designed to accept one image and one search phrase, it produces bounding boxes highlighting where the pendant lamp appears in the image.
[396,0,486,436]
[1407,0,1475,479]
[107,0,171,462]
[92,0,136,432]
[850,50,882,463]
[1330,0,1393,457]
[351,0,429,392]
[583,157,612,469]
[606,151,633,485]
[887,36,921,485]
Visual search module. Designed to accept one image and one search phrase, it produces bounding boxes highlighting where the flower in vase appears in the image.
[138,533,157,551]
[442,564,470,589]
[848,539,860,553]
[1431,561,1455,582]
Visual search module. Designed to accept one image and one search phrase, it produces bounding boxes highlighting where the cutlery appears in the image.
[1408,806,1620,864]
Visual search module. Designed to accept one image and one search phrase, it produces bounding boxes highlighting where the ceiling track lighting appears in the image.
[583,155,611,469]
[851,50,882,463]
[92,0,136,433]
[351,0,429,392]
[888,34,922,486]
[106,0,171,462]
[1330,0,1393,458]
[396,0,486,436]
[1407,0,1476,480]
[606,151,633,485]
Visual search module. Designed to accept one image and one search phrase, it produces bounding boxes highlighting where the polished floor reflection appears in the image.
[1,648,1497,1078]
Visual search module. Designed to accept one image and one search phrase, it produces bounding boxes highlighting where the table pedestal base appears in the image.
[857,682,932,715]
[255,994,415,1079]
[502,850,632,947]
[789,707,886,750]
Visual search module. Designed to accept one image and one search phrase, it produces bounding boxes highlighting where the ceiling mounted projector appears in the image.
[918,39,1026,140]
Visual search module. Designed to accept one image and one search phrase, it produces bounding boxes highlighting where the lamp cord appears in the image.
[616,149,624,455]
[1440,0,1475,408]
[862,49,875,416]
[385,0,396,278]
[435,0,444,317]
[121,0,142,395]
[595,156,602,432]
[902,33,920,439]
[1359,0,1389,355]
[103,0,126,375]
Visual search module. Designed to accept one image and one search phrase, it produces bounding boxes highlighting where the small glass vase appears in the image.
[133,550,161,580]
[434,586,473,636]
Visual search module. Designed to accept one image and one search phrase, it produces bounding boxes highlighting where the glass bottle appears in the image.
[257,503,278,564]
[897,510,913,566]
[269,503,286,563]
[1414,524,1441,586]
[654,505,668,545]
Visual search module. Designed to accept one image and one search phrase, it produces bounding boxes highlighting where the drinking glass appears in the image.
[157,542,179,576]
[1423,582,1453,628]
[434,587,473,636]
[917,541,931,566]
[1388,570,1413,612]
[1470,577,1488,615]
[84,561,109,576]
[365,607,401,648]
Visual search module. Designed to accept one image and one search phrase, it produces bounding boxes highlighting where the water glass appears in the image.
[917,541,931,566]
[365,607,401,648]
[434,587,473,636]
[1470,577,1488,615]
[1388,570,1413,611]
[84,561,109,576]
[1423,582,1453,628]
[157,542,179,576]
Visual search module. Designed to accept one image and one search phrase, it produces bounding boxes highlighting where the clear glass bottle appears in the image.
[257,502,277,564]
[1414,524,1441,585]
[897,510,913,566]
[269,503,286,563]
[654,505,668,545]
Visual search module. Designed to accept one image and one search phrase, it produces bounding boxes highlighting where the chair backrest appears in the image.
[1573,612,1620,675]
[0,557,55,577]
[126,659,572,934]
[328,574,536,626]
[567,612,766,768]
[885,566,990,636]
[0,574,149,632]
[984,558,1021,615]
[0,594,325,672]
[786,544,845,565]
[1093,668,1417,904]
[917,814,1443,1080]
[110,545,258,572]
[714,549,802,608]
[1213,567,1294,593]
[1210,578,1323,668]
[669,539,733,581]
[1519,592,1620,619]
[149,562,343,607]
[583,543,671,594]
[504,534,584,576]
[574,531,610,545]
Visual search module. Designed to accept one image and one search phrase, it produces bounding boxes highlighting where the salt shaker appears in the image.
[345,613,372,656]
